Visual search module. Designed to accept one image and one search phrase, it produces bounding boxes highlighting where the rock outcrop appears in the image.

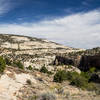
[79,55,100,71]
[54,54,100,72]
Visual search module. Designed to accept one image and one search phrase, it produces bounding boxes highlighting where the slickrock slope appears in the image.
[0,34,83,69]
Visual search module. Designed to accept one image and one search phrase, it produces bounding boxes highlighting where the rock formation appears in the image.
[79,55,100,71]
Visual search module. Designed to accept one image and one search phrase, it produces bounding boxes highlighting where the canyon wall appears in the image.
[54,54,100,71]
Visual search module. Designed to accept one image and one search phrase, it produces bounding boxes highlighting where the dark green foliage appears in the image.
[40,66,48,73]
[47,71,53,75]
[70,75,88,89]
[70,74,96,90]
[0,56,6,73]
[40,66,53,75]
[86,83,97,91]
[89,67,96,74]
[13,61,24,69]
[27,65,33,70]
[80,71,90,80]
[5,58,12,66]
[53,70,67,83]
[66,71,79,81]
[53,70,80,83]
[53,70,97,90]
[26,79,32,85]
[34,68,39,71]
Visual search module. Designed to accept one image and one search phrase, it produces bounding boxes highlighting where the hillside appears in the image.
[0,34,83,69]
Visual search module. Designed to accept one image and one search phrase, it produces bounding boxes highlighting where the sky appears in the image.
[0,0,100,49]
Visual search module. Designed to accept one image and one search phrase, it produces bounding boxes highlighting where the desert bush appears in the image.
[34,68,39,71]
[26,79,32,85]
[27,65,33,70]
[89,67,96,74]
[47,71,53,75]
[40,66,48,73]
[70,75,88,89]
[80,71,90,80]
[0,56,6,73]
[38,92,56,100]
[13,61,24,69]
[53,70,97,90]
[66,71,79,81]
[40,66,53,75]
[28,95,37,100]
[53,70,67,83]
[86,83,97,91]
[53,70,80,83]
[5,57,12,65]
[70,72,98,90]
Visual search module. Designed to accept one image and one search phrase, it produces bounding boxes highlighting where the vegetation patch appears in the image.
[53,69,97,91]
[40,66,48,73]
[27,65,33,70]
[0,56,6,73]
[26,79,32,85]
[53,70,68,83]
[5,57,12,66]
[38,92,56,100]
[13,61,24,69]
[40,66,53,75]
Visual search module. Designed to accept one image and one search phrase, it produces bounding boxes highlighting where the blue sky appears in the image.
[0,0,100,48]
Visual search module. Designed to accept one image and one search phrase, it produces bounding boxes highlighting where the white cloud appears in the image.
[0,9,100,49]
[0,0,21,15]
[0,0,12,15]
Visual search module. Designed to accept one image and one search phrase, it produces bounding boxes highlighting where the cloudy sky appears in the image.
[0,0,100,49]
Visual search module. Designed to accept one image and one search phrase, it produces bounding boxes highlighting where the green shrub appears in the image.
[47,71,53,75]
[38,92,56,100]
[89,67,96,74]
[28,95,37,100]
[80,71,90,80]
[26,79,32,85]
[53,70,96,90]
[54,70,88,88]
[70,75,88,89]
[27,65,33,70]
[13,61,24,69]
[53,70,67,83]
[53,70,80,83]
[40,66,53,75]
[5,58,12,66]
[86,83,97,91]
[40,66,48,73]
[0,56,6,73]
[66,71,79,81]
[34,68,39,71]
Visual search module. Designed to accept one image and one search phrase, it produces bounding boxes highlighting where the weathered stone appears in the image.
[79,55,100,71]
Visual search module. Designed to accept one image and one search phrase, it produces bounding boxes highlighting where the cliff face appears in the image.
[54,54,100,71]
[79,55,100,71]
[53,56,74,66]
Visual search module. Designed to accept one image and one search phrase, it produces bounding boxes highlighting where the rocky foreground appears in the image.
[0,66,100,100]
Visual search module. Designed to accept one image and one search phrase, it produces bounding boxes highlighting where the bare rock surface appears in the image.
[0,34,84,69]
[0,67,37,100]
